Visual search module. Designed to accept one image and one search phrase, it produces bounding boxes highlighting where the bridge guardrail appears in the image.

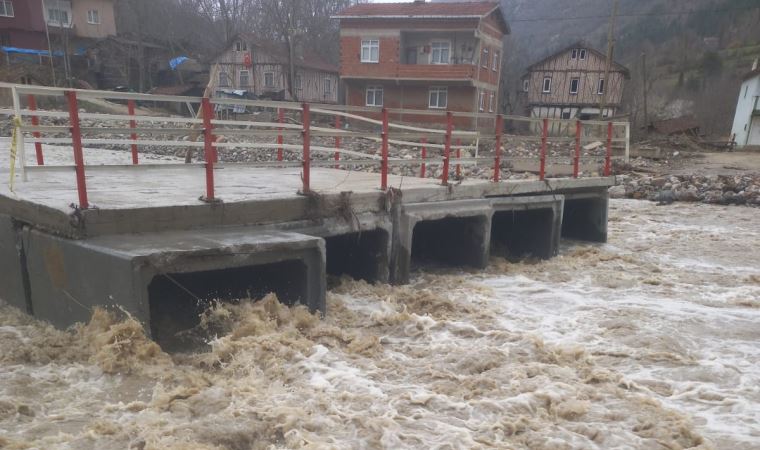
[1,82,629,209]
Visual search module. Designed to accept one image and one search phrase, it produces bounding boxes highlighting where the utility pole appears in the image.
[41,0,57,85]
[641,52,648,129]
[599,0,618,120]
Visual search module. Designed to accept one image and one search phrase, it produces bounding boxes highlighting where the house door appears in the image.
[749,116,760,146]
[405,47,417,64]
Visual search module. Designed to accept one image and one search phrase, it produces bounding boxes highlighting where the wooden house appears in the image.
[521,41,630,121]
[212,34,339,104]
[333,0,509,127]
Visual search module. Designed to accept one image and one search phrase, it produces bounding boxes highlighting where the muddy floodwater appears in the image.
[0,199,758,449]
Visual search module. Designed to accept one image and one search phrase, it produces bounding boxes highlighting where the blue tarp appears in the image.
[169,56,189,70]
[0,46,64,57]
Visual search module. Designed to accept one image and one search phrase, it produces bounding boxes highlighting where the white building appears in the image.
[731,60,760,147]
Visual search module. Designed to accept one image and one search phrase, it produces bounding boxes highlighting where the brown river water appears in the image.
[0,199,758,449]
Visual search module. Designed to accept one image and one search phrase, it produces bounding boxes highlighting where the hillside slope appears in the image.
[494,0,760,135]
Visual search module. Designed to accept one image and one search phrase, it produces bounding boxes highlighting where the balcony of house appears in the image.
[397,31,479,81]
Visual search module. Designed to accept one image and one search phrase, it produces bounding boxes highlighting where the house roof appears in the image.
[524,41,631,78]
[333,1,509,34]
[231,34,339,74]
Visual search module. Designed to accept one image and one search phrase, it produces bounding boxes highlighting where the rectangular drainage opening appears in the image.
[411,216,488,269]
[562,197,608,242]
[325,229,388,283]
[148,260,307,352]
[491,209,556,260]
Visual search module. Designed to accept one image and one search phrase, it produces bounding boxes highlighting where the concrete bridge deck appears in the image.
[1,163,614,350]
[0,83,620,348]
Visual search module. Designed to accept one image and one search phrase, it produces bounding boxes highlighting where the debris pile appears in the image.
[610,174,760,206]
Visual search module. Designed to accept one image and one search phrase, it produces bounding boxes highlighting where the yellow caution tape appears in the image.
[9,116,21,192]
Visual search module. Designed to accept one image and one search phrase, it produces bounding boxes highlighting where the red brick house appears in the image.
[333,0,509,127]
[0,0,48,50]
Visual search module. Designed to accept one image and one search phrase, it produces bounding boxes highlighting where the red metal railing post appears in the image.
[334,115,341,169]
[539,118,548,181]
[65,91,89,209]
[127,99,139,165]
[605,121,613,176]
[420,137,427,178]
[455,138,462,179]
[573,120,582,178]
[201,97,216,201]
[441,111,453,186]
[27,95,44,165]
[277,107,284,162]
[493,114,503,182]
[302,103,311,194]
[380,107,389,190]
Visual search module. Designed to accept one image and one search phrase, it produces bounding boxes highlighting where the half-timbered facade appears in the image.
[212,34,339,104]
[334,1,509,127]
[521,42,629,120]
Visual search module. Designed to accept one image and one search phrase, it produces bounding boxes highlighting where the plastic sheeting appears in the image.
[169,56,189,70]
[0,46,64,57]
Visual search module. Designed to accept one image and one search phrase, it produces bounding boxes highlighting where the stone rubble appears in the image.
[611,173,760,207]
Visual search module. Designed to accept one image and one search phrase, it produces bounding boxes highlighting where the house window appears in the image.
[295,75,302,90]
[361,39,379,63]
[489,92,495,113]
[219,72,230,87]
[87,9,100,24]
[234,41,247,52]
[482,48,489,68]
[239,70,250,87]
[542,77,552,93]
[324,78,332,95]
[579,49,587,60]
[366,85,383,107]
[570,78,580,95]
[492,51,499,71]
[428,87,447,109]
[0,1,13,17]
[430,42,450,64]
[744,85,749,99]
[562,110,572,119]
[571,49,578,59]
[598,78,605,95]
[479,91,486,112]
[264,72,275,88]
[48,8,70,26]
[523,79,529,92]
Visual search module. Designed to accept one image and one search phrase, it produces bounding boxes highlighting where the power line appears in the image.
[510,5,760,23]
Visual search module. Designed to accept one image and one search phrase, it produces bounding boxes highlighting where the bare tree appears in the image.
[254,0,354,100]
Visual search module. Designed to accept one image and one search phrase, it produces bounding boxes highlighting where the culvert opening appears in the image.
[562,197,607,242]
[325,229,388,284]
[491,209,555,260]
[411,216,487,269]
[148,260,307,352]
